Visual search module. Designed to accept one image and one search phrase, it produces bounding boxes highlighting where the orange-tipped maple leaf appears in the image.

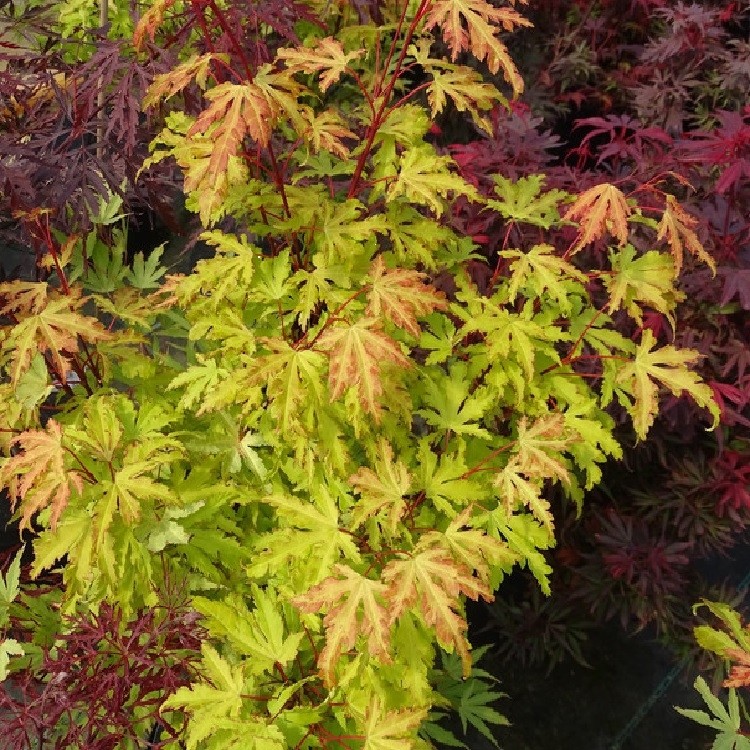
[293,564,391,686]
[0,283,110,385]
[317,318,411,419]
[277,37,365,92]
[366,256,446,337]
[564,183,631,253]
[656,195,716,275]
[0,420,84,530]
[382,545,490,676]
[423,0,530,95]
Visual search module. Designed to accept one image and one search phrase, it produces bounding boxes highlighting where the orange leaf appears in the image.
[366,256,446,336]
[317,318,411,419]
[133,0,176,50]
[293,564,391,686]
[278,37,365,92]
[656,195,715,275]
[0,420,84,530]
[564,183,631,253]
[423,0,530,95]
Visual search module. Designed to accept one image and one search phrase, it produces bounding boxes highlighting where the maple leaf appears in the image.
[604,245,683,326]
[616,329,720,439]
[142,53,223,108]
[409,44,500,134]
[301,108,356,158]
[133,0,176,50]
[386,145,479,218]
[317,317,411,419]
[366,256,446,336]
[501,243,587,313]
[0,285,110,385]
[0,420,84,530]
[423,0,530,95]
[564,183,632,253]
[493,458,552,532]
[656,195,716,275]
[277,37,365,92]
[382,546,490,676]
[513,413,574,485]
[362,697,427,750]
[434,507,517,586]
[486,175,569,229]
[293,564,391,685]
[311,199,390,263]
[349,439,412,535]
[188,84,275,198]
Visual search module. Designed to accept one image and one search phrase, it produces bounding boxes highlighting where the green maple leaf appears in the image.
[387,145,478,218]
[126,245,166,289]
[615,329,720,439]
[487,175,569,228]
[493,458,552,532]
[415,441,489,515]
[194,586,303,675]
[604,245,683,325]
[311,198,389,265]
[169,358,232,414]
[162,643,246,750]
[417,363,494,440]
[248,488,361,588]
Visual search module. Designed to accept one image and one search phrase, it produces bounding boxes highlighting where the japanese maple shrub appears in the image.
[0,0,721,747]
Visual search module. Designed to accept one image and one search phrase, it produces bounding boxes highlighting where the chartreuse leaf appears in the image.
[247,486,361,589]
[693,601,750,655]
[386,144,479,218]
[675,677,750,749]
[615,329,720,439]
[0,548,23,628]
[0,639,24,681]
[488,176,569,229]
[349,439,412,535]
[194,586,303,675]
[362,697,427,750]
[604,245,683,326]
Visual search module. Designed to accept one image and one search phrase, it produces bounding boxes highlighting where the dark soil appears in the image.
[480,624,714,750]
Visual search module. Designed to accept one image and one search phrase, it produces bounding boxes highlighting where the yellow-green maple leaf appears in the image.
[366,256,446,336]
[423,0,530,95]
[493,457,552,532]
[565,182,631,253]
[301,108,356,158]
[293,564,391,686]
[277,37,365,92]
[317,318,411,419]
[386,145,478,218]
[514,413,574,485]
[616,329,720,439]
[657,195,715,275]
[501,243,587,312]
[349,439,412,535]
[0,420,84,530]
[604,245,683,326]
[362,697,427,750]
